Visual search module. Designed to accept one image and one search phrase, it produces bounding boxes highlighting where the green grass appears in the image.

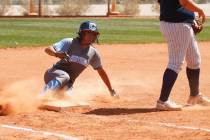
[0,18,210,48]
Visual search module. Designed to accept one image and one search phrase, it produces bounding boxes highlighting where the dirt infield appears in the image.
[0,43,210,140]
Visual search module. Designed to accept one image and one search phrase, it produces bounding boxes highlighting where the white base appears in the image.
[40,100,89,112]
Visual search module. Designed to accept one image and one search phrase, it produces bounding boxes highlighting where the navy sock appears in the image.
[159,68,178,102]
[186,67,200,96]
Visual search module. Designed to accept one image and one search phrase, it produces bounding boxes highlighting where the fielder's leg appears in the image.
[185,28,210,105]
[185,29,201,97]
[186,67,210,106]
[159,22,191,102]
[157,22,192,110]
[186,68,200,96]
[159,68,178,102]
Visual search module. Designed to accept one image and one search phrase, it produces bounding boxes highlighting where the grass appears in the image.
[0,18,209,48]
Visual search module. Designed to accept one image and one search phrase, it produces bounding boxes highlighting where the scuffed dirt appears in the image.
[0,43,210,140]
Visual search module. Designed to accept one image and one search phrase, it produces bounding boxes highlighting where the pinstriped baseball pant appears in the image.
[160,21,201,73]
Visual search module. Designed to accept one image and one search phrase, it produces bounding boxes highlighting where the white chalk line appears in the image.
[1,124,81,140]
[2,121,210,139]
[128,120,210,133]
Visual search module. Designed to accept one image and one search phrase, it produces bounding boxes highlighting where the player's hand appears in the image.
[197,9,206,23]
[55,52,67,59]
[109,89,119,99]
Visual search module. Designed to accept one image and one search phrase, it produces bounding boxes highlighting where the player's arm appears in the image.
[97,67,112,91]
[90,49,119,98]
[97,67,119,98]
[45,46,57,57]
[45,38,73,59]
[45,46,66,59]
[179,0,205,23]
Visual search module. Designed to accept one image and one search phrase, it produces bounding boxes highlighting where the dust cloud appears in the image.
[0,79,121,115]
[0,79,42,115]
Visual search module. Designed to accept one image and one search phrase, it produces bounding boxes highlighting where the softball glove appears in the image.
[192,19,203,35]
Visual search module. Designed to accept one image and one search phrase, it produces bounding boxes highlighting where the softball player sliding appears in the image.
[40,21,119,99]
[157,0,210,111]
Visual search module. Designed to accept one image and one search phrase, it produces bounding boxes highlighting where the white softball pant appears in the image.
[160,21,201,73]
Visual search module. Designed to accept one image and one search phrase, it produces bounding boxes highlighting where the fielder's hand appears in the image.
[109,89,119,99]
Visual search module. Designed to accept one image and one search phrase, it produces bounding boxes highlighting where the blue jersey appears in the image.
[159,0,195,23]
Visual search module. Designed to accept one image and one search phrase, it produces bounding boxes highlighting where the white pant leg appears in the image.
[160,21,192,73]
[185,28,201,69]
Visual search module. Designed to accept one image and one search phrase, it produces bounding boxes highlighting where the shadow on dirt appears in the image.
[84,108,158,115]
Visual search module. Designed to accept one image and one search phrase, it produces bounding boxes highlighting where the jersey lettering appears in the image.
[68,55,88,66]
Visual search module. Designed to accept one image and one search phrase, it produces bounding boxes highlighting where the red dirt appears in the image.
[0,43,210,140]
